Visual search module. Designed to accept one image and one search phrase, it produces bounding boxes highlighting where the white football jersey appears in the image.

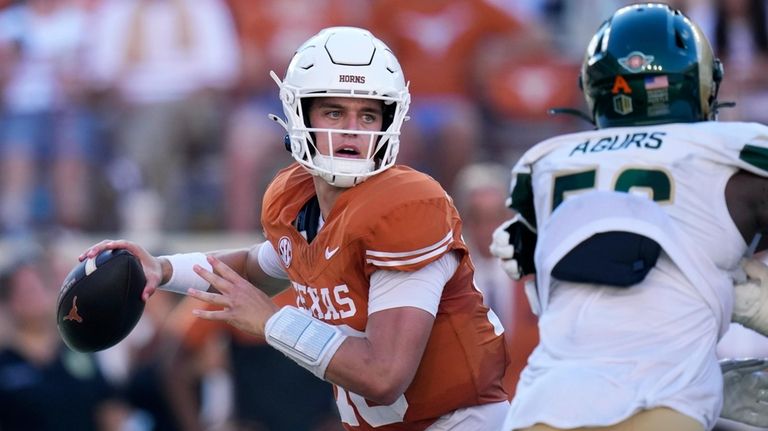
[504,121,768,430]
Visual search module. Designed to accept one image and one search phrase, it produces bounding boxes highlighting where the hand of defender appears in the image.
[489,215,537,280]
[79,239,163,301]
[720,358,768,427]
[187,255,279,338]
[732,258,768,336]
[490,218,522,279]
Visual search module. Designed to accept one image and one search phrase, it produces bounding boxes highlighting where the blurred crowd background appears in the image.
[0,0,766,430]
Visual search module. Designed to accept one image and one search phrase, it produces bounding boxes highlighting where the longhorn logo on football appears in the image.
[64,296,84,323]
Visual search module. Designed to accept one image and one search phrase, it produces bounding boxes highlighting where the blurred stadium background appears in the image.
[0,0,766,430]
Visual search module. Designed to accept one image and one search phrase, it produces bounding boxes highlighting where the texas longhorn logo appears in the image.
[63,296,83,323]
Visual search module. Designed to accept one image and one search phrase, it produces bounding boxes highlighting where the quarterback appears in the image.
[490,4,768,431]
[81,27,511,430]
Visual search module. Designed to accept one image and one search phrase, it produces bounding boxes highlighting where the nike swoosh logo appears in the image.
[325,246,340,260]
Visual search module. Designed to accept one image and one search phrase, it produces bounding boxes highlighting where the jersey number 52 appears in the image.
[551,166,673,212]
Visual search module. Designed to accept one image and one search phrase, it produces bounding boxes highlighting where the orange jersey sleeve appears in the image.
[261,165,510,430]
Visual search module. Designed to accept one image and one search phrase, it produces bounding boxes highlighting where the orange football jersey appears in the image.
[261,164,510,430]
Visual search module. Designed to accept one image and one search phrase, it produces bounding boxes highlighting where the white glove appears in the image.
[490,218,521,280]
[720,358,768,427]
[733,258,768,336]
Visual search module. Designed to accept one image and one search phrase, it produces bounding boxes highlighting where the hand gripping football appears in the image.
[56,249,146,352]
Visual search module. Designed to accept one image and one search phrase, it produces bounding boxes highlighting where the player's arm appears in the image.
[323,251,455,403]
[725,171,768,333]
[732,258,768,335]
[188,251,455,405]
[162,242,288,296]
[725,171,768,253]
[324,306,433,404]
[318,251,459,405]
[79,240,287,300]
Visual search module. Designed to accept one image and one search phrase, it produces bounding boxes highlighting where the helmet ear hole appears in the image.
[382,101,396,132]
[710,58,724,105]
[299,98,317,156]
[300,98,313,128]
[674,30,687,49]
[713,58,724,84]
[374,102,397,163]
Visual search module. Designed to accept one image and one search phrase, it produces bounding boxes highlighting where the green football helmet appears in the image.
[581,3,723,128]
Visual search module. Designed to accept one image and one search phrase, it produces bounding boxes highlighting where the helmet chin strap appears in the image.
[313,154,375,188]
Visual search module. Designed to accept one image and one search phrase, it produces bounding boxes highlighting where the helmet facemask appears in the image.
[269,27,410,188]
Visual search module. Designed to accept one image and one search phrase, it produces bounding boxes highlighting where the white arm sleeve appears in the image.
[368,251,459,316]
[257,241,289,279]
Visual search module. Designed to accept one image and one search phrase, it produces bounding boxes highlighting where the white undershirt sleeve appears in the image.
[368,251,460,316]
[256,241,289,279]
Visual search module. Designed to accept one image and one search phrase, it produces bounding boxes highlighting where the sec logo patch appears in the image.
[278,236,292,268]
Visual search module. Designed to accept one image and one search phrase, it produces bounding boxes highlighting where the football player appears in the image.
[489,3,768,431]
[81,27,511,430]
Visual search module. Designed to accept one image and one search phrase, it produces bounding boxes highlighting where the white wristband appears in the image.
[159,252,212,295]
[265,306,346,379]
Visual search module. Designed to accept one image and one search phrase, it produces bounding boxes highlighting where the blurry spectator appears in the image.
[86,0,239,233]
[538,0,633,60]
[163,292,342,431]
[0,242,127,431]
[96,282,186,431]
[710,0,768,122]
[0,0,95,237]
[452,163,538,398]
[664,0,717,37]
[475,26,584,167]
[452,163,514,323]
[367,0,527,191]
[220,0,369,231]
[478,1,632,167]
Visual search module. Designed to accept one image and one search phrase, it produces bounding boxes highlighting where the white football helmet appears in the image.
[270,27,410,188]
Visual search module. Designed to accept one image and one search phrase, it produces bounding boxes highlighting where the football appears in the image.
[56,249,146,352]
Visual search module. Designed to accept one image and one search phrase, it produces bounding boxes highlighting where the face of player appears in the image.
[307,97,384,160]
